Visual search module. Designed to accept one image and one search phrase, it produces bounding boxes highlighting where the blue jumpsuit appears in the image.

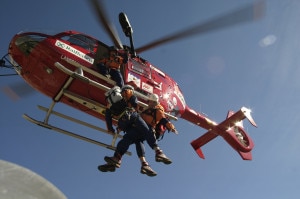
[107,95,158,158]
[105,99,127,133]
[116,111,157,157]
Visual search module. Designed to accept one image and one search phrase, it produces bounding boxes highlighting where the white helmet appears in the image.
[121,85,134,92]
[149,94,159,102]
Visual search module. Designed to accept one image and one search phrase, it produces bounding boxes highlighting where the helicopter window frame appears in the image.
[60,34,97,53]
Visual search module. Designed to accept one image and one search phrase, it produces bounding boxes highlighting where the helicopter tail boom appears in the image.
[190,107,257,160]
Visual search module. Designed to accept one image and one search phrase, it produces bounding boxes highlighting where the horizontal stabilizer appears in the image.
[190,131,218,159]
[219,107,257,129]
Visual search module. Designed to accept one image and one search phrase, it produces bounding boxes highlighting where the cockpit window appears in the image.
[60,34,97,52]
[15,34,46,56]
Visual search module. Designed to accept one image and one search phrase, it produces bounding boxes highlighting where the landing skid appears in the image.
[23,109,131,156]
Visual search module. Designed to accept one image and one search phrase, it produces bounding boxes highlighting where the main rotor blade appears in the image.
[89,0,123,49]
[136,1,265,53]
[1,81,35,101]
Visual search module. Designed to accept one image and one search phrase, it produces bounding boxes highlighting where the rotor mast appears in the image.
[119,12,136,57]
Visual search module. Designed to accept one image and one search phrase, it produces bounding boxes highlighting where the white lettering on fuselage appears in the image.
[55,40,94,64]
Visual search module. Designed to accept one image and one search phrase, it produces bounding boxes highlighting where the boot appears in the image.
[140,162,157,177]
[104,155,121,168]
[98,163,116,172]
[155,149,172,164]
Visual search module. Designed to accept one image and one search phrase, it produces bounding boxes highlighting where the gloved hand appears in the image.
[170,128,178,134]
[166,122,178,134]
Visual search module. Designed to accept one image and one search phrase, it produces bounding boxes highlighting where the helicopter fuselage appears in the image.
[9,31,186,117]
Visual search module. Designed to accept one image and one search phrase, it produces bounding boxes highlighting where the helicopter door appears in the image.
[125,58,153,93]
[93,42,109,67]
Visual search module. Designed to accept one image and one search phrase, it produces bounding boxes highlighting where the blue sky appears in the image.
[1,0,300,198]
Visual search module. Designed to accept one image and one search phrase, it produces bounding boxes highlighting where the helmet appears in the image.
[121,85,134,92]
[121,85,134,100]
[149,94,159,102]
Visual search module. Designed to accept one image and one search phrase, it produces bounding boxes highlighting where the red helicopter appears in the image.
[1,0,262,160]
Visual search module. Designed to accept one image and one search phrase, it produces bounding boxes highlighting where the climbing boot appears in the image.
[98,163,116,172]
[155,150,172,164]
[140,162,157,177]
[104,156,121,168]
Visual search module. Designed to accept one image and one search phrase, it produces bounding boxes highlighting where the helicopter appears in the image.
[1,0,262,160]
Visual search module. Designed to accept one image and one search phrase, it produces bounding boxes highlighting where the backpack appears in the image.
[105,86,123,105]
[142,105,168,141]
[105,86,127,116]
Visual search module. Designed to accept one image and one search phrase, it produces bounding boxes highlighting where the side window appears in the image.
[60,34,97,53]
